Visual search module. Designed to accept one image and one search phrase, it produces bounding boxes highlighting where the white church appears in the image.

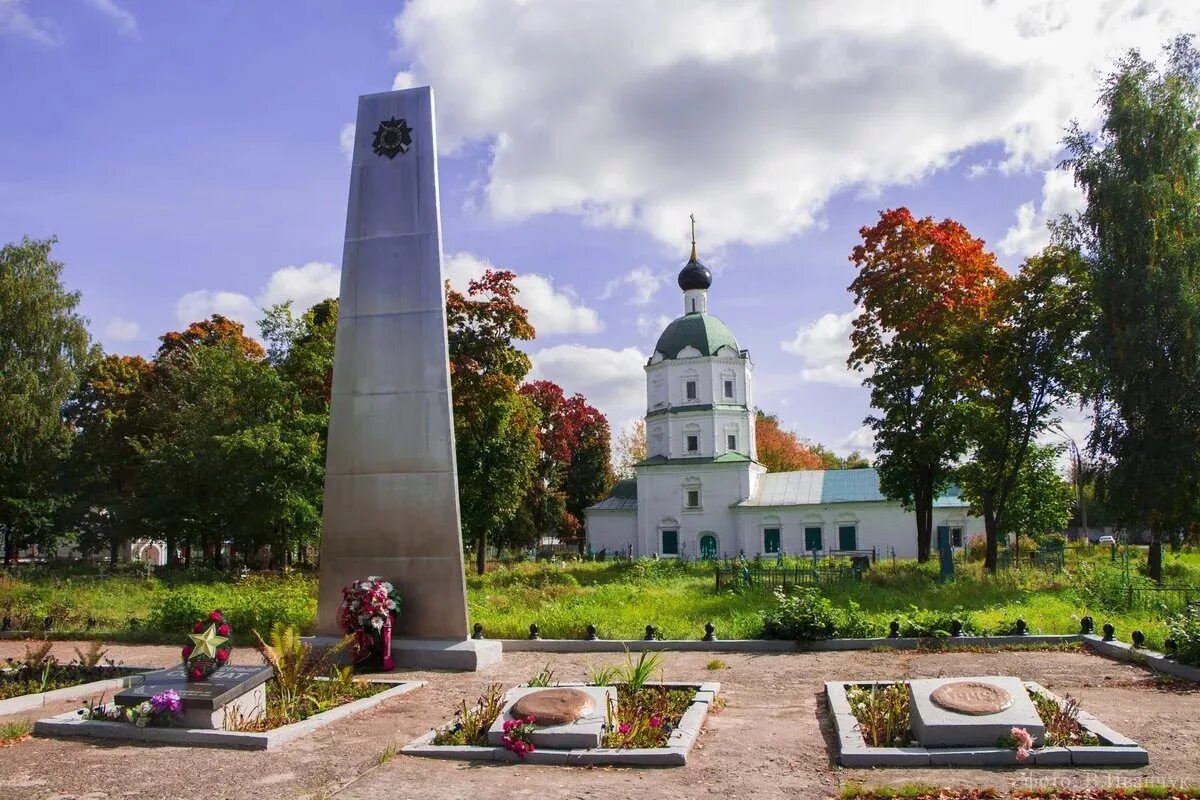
[584,239,983,561]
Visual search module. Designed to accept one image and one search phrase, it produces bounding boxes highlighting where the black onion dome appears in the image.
[677,257,712,291]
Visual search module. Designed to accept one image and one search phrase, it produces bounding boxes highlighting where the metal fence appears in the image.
[714,561,866,591]
[996,544,1066,571]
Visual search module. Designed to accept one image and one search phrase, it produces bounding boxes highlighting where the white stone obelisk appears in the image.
[315,87,498,669]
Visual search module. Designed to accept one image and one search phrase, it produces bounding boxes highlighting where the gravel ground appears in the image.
[1,641,1197,800]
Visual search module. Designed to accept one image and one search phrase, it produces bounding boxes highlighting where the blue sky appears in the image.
[3,1,1198,456]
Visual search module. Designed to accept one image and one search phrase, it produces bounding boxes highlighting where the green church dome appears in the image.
[653,313,740,359]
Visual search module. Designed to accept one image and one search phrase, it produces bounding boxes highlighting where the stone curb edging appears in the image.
[0,669,151,717]
[1082,634,1200,683]
[401,682,720,767]
[498,634,1080,653]
[826,680,1148,768]
[33,679,424,750]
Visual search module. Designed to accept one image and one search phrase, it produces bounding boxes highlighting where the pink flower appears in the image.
[216,649,229,663]
[192,622,204,633]
[217,624,230,636]
[209,610,223,621]
[649,715,662,729]
[618,723,631,734]
[1010,727,1034,749]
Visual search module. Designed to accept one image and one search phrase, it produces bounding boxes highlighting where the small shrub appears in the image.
[433,684,505,746]
[760,588,836,641]
[964,537,987,562]
[846,683,910,747]
[1168,610,1200,666]
[527,664,557,687]
[896,606,977,639]
[585,663,621,686]
[1029,691,1099,747]
[706,659,726,671]
[620,649,664,691]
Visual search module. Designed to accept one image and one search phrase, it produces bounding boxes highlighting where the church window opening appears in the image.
[804,526,823,552]
[686,434,699,453]
[661,530,679,555]
[686,489,700,509]
[723,379,734,398]
[838,525,858,551]
[951,527,963,548]
[763,527,781,554]
[685,380,697,400]
[699,534,717,560]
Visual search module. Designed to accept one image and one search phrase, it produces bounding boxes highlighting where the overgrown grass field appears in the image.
[1,546,1196,649]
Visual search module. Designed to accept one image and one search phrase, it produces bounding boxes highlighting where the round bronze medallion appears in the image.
[929,681,1013,716]
[510,688,595,725]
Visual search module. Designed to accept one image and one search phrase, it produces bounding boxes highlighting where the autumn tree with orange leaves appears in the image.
[848,208,1008,561]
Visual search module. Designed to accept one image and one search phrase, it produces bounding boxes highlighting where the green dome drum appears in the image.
[653,313,740,359]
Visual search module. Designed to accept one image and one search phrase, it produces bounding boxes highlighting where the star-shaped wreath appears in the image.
[181,610,232,682]
[372,117,413,159]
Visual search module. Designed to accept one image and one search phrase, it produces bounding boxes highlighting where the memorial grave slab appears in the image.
[909,676,1044,747]
[487,685,615,750]
[115,664,271,729]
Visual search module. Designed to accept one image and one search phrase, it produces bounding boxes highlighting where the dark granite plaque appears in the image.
[114,665,272,711]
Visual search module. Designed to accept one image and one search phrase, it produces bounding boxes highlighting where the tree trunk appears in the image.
[914,473,933,562]
[1148,534,1162,583]
[983,489,998,573]
[166,534,177,567]
[109,535,120,566]
[2,532,14,566]
[475,531,486,576]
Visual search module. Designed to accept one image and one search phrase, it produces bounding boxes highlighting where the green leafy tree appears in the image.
[959,242,1091,571]
[446,270,541,573]
[64,354,155,562]
[848,209,1008,561]
[961,443,1074,545]
[0,237,96,563]
[1064,37,1200,581]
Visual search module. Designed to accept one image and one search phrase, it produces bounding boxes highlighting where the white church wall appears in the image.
[585,511,637,557]
[732,503,985,560]
[636,466,750,558]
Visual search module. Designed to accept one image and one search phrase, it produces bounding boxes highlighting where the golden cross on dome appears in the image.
[689,213,698,261]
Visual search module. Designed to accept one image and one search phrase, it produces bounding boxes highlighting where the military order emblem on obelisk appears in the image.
[315,87,499,669]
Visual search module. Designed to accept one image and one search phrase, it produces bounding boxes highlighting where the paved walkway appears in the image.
[1,642,1196,799]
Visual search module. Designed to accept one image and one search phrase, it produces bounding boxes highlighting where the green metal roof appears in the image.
[635,452,755,467]
[644,403,746,419]
[736,468,970,508]
[653,312,740,359]
[586,479,638,512]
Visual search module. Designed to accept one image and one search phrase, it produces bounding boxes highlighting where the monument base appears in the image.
[305,636,501,671]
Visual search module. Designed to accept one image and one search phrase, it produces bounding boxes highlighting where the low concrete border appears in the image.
[0,669,150,716]
[401,681,719,767]
[826,680,1148,768]
[498,634,1080,653]
[33,678,424,750]
[1082,634,1200,683]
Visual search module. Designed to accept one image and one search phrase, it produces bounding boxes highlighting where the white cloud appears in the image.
[837,425,876,459]
[0,0,59,44]
[781,310,864,387]
[83,0,137,37]
[175,290,259,327]
[174,262,340,327]
[102,317,140,343]
[259,262,341,312]
[529,344,646,433]
[444,251,602,335]
[392,70,417,91]
[636,313,673,338]
[601,267,663,306]
[392,0,1199,249]
[998,168,1086,257]
[339,122,356,162]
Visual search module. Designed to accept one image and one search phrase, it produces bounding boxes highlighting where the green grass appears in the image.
[0,719,33,745]
[1,546,1196,651]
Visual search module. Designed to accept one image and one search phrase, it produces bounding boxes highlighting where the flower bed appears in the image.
[405,678,719,766]
[0,641,140,701]
[827,680,1148,767]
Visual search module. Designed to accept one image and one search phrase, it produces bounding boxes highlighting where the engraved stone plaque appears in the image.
[511,688,596,725]
[929,681,1013,716]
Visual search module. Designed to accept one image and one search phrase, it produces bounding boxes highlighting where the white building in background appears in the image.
[585,237,983,561]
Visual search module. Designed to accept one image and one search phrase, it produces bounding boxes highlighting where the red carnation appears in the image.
[182,645,193,659]
[217,623,230,636]
[193,622,204,633]
[216,649,229,663]
[189,666,203,681]
[209,610,223,621]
